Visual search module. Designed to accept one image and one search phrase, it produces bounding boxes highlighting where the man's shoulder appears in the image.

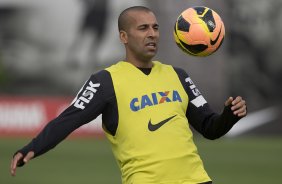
[92,69,110,78]
[154,61,188,76]
[173,67,188,76]
[153,61,173,70]
[89,69,113,86]
[104,61,125,73]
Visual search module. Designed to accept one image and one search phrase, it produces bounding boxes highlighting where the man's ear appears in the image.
[119,30,128,44]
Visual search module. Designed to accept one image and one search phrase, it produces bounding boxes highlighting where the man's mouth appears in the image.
[145,42,157,49]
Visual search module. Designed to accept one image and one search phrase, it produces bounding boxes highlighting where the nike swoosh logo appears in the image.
[148,115,177,131]
[210,26,222,45]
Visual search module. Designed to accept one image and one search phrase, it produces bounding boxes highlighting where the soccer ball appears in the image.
[174,6,225,57]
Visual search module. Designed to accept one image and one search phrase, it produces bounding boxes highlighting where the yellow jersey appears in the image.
[105,61,211,184]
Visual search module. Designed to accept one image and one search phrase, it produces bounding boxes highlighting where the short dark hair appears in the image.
[118,6,153,31]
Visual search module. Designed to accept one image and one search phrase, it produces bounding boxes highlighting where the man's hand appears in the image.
[225,96,247,118]
[10,151,34,176]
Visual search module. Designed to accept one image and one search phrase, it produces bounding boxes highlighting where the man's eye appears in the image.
[139,26,147,30]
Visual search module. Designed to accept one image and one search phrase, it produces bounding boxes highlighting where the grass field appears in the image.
[1,136,282,184]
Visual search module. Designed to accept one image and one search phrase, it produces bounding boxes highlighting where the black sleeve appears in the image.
[16,70,113,165]
[174,67,241,140]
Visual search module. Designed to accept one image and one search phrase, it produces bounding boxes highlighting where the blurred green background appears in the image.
[1,136,282,184]
[1,0,282,184]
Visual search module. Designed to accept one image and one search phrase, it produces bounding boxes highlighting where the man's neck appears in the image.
[125,56,153,68]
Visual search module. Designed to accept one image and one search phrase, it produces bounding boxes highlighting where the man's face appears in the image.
[122,11,159,61]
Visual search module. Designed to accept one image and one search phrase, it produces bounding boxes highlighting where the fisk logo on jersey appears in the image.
[72,80,100,110]
[130,90,182,112]
[185,77,207,107]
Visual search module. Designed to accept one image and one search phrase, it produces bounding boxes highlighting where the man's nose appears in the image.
[147,27,157,37]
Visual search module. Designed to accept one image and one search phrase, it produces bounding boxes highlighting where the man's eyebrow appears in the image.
[137,23,159,28]
[137,24,149,27]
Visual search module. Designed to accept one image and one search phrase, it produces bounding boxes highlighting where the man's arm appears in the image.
[11,70,113,176]
[187,95,246,139]
[174,67,247,139]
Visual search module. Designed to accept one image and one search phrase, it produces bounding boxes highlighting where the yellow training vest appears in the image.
[105,61,211,184]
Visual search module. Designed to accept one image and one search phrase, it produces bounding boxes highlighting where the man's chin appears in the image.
[144,54,156,61]
[146,50,157,58]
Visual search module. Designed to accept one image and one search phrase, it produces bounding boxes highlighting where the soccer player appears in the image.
[11,6,247,184]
